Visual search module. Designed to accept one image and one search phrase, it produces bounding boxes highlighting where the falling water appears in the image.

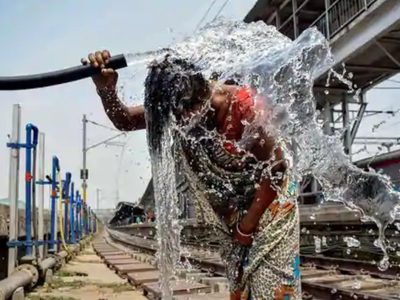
[123,17,400,299]
[147,129,182,300]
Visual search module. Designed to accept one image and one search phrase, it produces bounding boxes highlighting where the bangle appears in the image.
[236,222,253,237]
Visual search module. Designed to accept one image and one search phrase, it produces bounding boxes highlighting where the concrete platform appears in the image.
[98,250,126,258]
[127,270,160,285]
[94,246,118,252]
[174,293,229,300]
[29,238,147,300]
[103,254,131,259]
[143,281,212,299]
[115,263,157,273]
[114,263,145,277]
[106,258,139,265]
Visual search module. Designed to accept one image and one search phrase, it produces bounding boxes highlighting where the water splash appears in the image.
[125,17,400,298]
[146,127,182,299]
[344,236,360,248]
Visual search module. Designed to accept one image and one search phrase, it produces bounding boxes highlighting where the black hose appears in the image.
[0,54,127,91]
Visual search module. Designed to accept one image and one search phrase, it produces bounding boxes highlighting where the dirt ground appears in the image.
[27,243,148,300]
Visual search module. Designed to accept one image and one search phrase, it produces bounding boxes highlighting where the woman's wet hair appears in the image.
[144,55,209,153]
[209,71,239,85]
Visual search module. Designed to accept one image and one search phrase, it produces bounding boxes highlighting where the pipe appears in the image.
[57,172,67,250]
[0,54,127,90]
[57,250,68,260]
[31,137,40,259]
[25,123,39,257]
[0,270,33,300]
[7,104,21,276]
[37,133,45,259]
[0,247,73,300]
[49,156,60,253]
[40,257,56,272]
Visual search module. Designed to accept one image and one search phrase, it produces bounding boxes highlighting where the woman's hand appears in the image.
[233,222,253,247]
[81,50,118,90]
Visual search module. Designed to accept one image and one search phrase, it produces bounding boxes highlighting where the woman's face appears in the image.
[178,102,205,127]
[175,81,211,126]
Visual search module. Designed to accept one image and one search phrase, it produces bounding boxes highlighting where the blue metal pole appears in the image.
[49,156,59,253]
[79,196,83,238]
[87,206,91,235]
[85,204,89,235]
[24,123,38,257]
[76,191,81,240]
[63,173,71,243]
[82,202,85,237]
[93,210,96,234]
[70,182,76,244]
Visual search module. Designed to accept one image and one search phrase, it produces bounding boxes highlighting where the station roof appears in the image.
[140,179,154,208]
[0,198,25,209]
[354,150,400,169]
[109,201,145,225]
[243,0,400,95]
[243,0,274,24]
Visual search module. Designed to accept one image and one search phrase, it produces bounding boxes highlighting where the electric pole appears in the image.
[96,188,101,210]
[82,114,88,203]
[81,113,126,209]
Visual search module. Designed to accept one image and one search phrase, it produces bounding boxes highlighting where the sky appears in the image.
[0,1,399,210]
[0,0,259,209]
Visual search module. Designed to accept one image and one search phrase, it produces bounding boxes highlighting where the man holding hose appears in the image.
[82,50,300,300]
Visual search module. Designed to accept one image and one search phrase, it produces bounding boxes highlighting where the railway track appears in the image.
[112,220,400,262]
[91,228,400,300]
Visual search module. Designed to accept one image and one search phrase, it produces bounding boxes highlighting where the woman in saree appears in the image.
[82,50,301,300]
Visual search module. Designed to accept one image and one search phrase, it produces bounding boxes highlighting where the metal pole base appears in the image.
[11,287,24,300]
[19,256,36,265]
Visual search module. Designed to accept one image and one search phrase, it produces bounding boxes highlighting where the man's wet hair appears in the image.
[144,55,209,153]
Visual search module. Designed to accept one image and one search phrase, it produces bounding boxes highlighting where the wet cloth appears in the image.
[174,86,301,300]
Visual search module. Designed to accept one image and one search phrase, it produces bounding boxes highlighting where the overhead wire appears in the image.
[194,0,218,32]
[387,79,400,85]
[194,0,230,33]
[87,119,120,132]
[212,0,230,21]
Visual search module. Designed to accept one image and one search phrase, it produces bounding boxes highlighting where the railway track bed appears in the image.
[92,230,400,300]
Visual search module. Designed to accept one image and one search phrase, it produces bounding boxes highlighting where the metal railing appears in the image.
[311,0,379,40]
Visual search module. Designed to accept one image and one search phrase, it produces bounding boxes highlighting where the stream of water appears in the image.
[122,17,400,299]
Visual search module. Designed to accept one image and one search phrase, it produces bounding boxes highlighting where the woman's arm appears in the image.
[224,86,287,246]
[234,140,287,245]
[97,86,146,131]
[82,50,147,132]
